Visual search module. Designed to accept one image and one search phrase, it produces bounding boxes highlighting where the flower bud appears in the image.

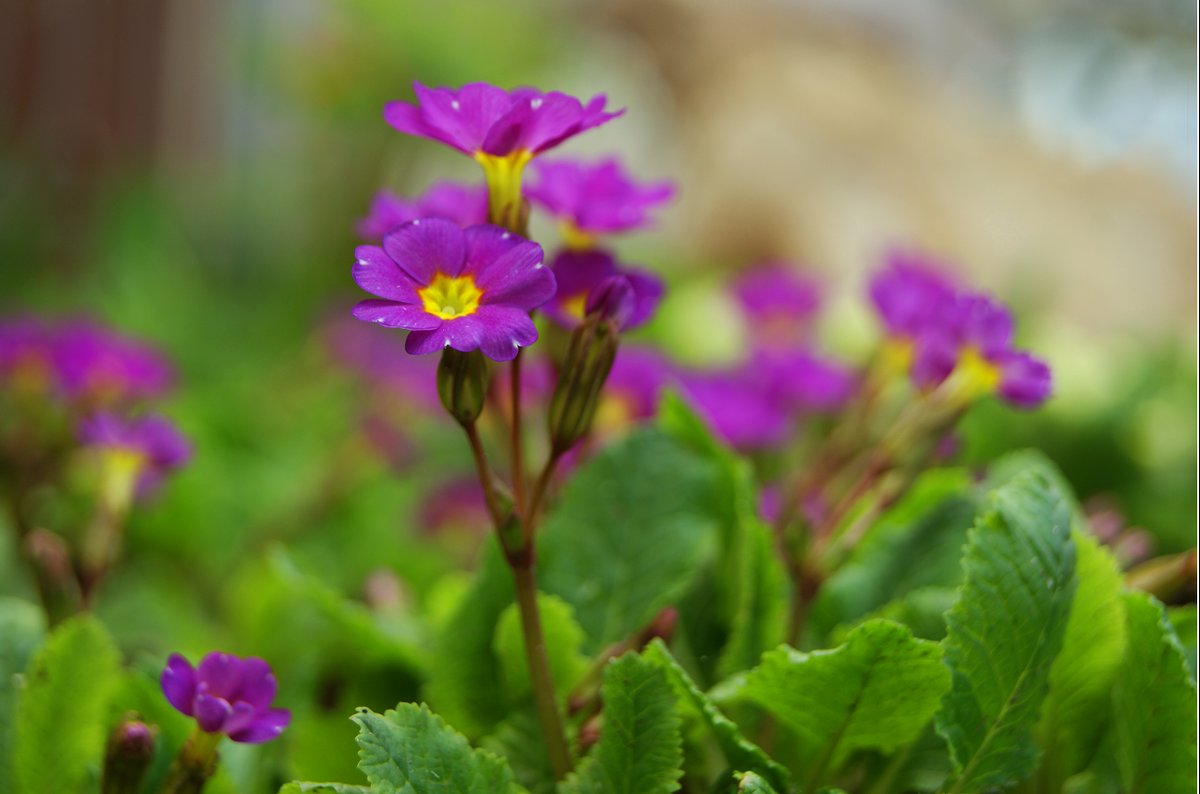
[437,349,489,426]
[548,318,619,455]
[584,276,635,328]
[102,715,156,794]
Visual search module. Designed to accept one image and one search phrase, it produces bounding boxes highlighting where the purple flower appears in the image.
[357,181,489,241]
[678,371,792,451]
[351,219,555,362]
[868,251,958,341]
[733,264,823,349]
[597,347,672,429]
[161,652,290,744]
[52,320,174,406]
[384,82,622,160]
[541,249,663,331]
[912,292,1052,408]
[419,477,490,536]
[0,316,54,392]
[323,317,441,411]
[79,411,190,496]
[525,157,674,244]
[752,349,857,412]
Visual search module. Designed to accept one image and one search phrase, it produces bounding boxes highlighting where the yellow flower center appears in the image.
[561,292,588,322]
[475,150,533,230]
[99,447,146,512]
[560,220,597,250]
[942,346,1002,405]
[420,273,483,320]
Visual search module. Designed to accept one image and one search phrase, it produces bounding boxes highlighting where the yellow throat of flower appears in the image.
[475,150,533,230]
[420,273,484,320]
[560,221,597,251]
[947,346,1002,404]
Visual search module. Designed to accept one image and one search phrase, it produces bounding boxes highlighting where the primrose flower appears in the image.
[679,371,792,451]
[753,349,857,412]
[526,157,675,247]
[0,316,54,394]
[594,347,671,433]
[79,411,190,502]
[384,82,622,228]
[53,320,174,406]
[357,181,488,241]
[733,264,823,349]
[351,219,555,362]
[161,652,290,744]
[868,252,958,366]
[541,249,663,331]
[912,292,1052,409]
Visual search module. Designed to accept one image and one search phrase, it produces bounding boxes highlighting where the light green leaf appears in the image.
[0,597,45,792]
[353,703,520,793]
[560,652,682,794]
[13,614,121,794]
[739,620,949,788]
[829,586,957,645]
[494,593,589,704]
[642,640,790,792]
[935,468,1077,794]
[1167,604,1197,683]
[538,428,720,653]
[1110,592,1197,794]
[1037,531,1127,784]
[279,784,371,793]
[734,770,782,793]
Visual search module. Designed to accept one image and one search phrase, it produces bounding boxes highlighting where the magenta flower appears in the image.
[79,411,191,496]
[385,82,622,160]
[323,317,441,411]
[733,264,823,349]
[868,251,958,341]
[52,320,174,405]
[526,157,674,245]
[541,249,663,331]
[357,181,488,241]
[912,292,1052,408]
[597,347,672,428]
[753,349,857,412]
[678,371,792,451]
[161,652,290,744]
[0,316,54,391]
[351,219,555,362]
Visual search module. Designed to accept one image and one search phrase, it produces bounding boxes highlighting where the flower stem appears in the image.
[463,422,505,526]
[159,729,220,794]
[511,558,573,780]
[510,351,527,520]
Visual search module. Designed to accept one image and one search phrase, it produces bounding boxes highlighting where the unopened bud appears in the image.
[548,319,619,455]
[437,349,489,426]
[584,276,635,328]
[102,715,157,794]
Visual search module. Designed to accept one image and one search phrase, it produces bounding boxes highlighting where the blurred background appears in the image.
[1,0,1194,785]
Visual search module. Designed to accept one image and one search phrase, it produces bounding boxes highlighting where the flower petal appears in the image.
[465,227,554,310]
[228,708,291,744]
[234,657,277,711]
[472,306,539,362]
[352,300,442,331]
[161,653,197,716]
[352,245,421,303]
[996,350,1052,409]
[622,269,665,330]
[413,82,513,154]
[383,219,467,284]
[222,702,259,737]
[194,692,233,733]
[197,652,244,700]
[404,318,483,356]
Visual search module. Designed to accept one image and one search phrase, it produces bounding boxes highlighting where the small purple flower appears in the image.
[678,371,792,451]
[384,82,622,160]
[752,349,857,412]
[525,157,674,243]
[79,411,190,496]
[868,251,958,341]
[541,249,663,331]
[597,346,672,429]
[52,320,174,406]
[351,219,555,362]
[733,264,823,349]
[357,181,488,241]
[323,317,441,411]
[161,652,290,744]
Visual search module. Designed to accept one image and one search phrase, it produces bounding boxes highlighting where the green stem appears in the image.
[510,351,527,525]
[159,729,220,794]
[511,560,572,780]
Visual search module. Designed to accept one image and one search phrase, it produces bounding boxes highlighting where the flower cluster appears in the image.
[161,652,291,744]
[869,250,1052,408]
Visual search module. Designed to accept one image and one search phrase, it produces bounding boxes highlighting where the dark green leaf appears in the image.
[279,784,371,793]
[734,770,781,793]
[560,652,682,794]
[935,468,1077,793]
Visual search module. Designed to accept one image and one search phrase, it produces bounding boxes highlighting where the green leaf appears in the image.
[494,593,589,704]
[935,468,1078,794]
[829,586,957,645]
[734,770,782,793]
[482,709,555,794]
[279,784,371,793]
[560,652,683,794]
[738,620,949,787]
[1110,592,1197,794]
[352,703,520,793]
[1167,604,1197,683]
[13,614,121,794]
[642,640,790,792]
[424,543,514,736]
[538,428,720,653]
[0,598,45,792]
[1037,531,1128,784]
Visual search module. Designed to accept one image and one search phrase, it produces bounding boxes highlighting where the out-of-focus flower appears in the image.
[912,292,1052,409]
[161,652,290,744]
[0,316,55,394]
[541,249,662,331]
[733,264,822,349]
[323,317,441,411]
[868,252,958,375]
[52,320,174,406]
[752,349,857,412]
[357,181,488,241]
[526,157,674,247]
[593,346,671,434]
[351,219,555,362]
[79,411,190,502]
[678,371,792,451]
[419,476,490,536]
[384,83,622,228]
